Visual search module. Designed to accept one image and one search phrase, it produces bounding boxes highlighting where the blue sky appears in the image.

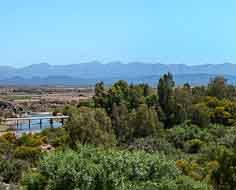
[0,0,236,67]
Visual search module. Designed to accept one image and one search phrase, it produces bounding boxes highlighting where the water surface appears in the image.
[15,113,63,135]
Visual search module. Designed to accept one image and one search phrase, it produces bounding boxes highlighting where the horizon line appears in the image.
[0,61,234,69]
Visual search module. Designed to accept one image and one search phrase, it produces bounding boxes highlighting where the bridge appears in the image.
[4,115,69,129]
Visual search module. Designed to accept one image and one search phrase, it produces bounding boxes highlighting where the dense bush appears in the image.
[40,128,68,147]
[125,136,177,155]
[21,172,47,190]
[0,159,28,183]
[65,107,117,147]
[17,134,45,147]
[184,139,203,154]
[22,145,211,190]
[167,123,207,149]
[14,146,41,163]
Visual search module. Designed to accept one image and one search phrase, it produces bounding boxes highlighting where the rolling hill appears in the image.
[1,62,236,86]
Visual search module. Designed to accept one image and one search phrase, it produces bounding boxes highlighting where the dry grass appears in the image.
[0,124,9,132]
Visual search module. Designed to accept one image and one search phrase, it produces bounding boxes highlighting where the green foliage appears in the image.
[168,123,207,149]
[111,103,162,144]
[174,86,192,115]
[40,128,68,147]
[127,104,161,138]
[125,136,178,156]
[21,172,47,190]
[93,80,155,113]
[17,134,45,147]
[93,81,108,109]
[0,133,46,184]
[0,159,28,183]
[185,139,203,154]
[176,159,204,181]
[145,94,158,107]
[65,107,116,147]
[2,74,236,189]
[207,76,234,99]
[0,132,17,144]
[210,148,236,190]
[111,103,130,143]
[14,146,41,163]
[78,99,94,107]
[189,104,211,127]
[22,145,210,190]
[157,72,176,128]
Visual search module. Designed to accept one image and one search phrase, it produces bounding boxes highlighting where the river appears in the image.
[14,113,63,135]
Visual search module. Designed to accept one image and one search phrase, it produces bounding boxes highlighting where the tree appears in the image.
[65,107,116,148]
[183,82,191,89]
[108,80,130,109]
[174,86,192,112]
[157,73,176,128]
[145,94,158,108]
[127,104,161,138]
[189,104,210,127]
[208,76,229,99]
[0,159,28,183]
[93,81,107,108]
[128,84,145,109]
[111,103,130,143]
[142,83,151,97]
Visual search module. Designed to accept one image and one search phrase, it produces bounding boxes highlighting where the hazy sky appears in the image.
[0,0,236,67]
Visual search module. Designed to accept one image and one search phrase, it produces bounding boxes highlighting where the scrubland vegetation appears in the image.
[1,73,236,189]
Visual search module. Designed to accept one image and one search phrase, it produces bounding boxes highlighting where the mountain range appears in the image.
[1,62,236,86]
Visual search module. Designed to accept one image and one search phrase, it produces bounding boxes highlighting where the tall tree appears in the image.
[157,73,175,128]
[127,104,160,139]
[111,103,130,143]
[208,76,229,99]
[93,81,108,109]
[65,107,116,148]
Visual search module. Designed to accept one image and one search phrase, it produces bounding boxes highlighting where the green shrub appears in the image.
[189,104,211,127]
[185,139,204,154]
[65,107,117,147]
[14,146,41,162]
[168,124,206,149]
[0,159,28,183]
[22,145,211,190]
[21,172,47,190]
[125,136,178,156]
[40,128,68,147]
[18,134,45,147]
[0,133,17,144]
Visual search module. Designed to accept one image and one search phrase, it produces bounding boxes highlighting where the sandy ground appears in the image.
[13,94,92,104]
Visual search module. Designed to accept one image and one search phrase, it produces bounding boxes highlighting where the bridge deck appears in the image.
[5,116,69,121]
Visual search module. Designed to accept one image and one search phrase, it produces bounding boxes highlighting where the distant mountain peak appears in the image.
[34,62,50,67]
[39,62,50,66]
[0,62,236,86]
